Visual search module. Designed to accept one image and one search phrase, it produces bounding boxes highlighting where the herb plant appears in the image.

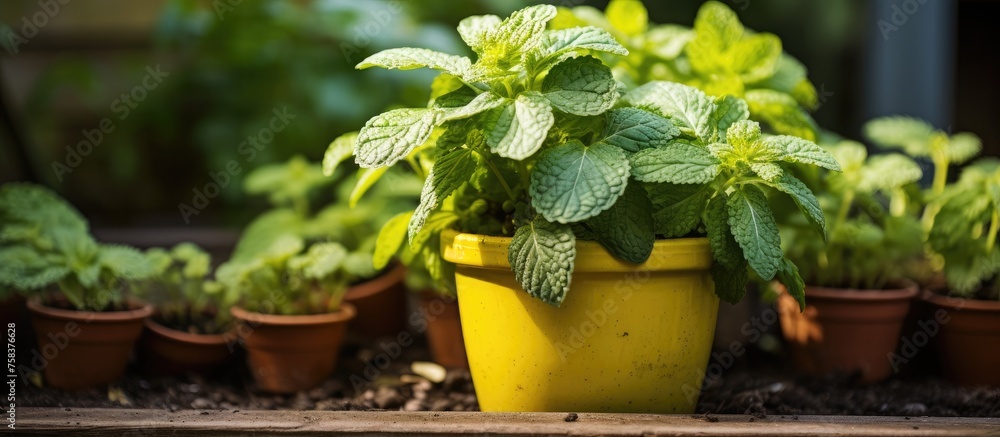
[343,5,839,308]
[554,0,820,140]
[135,243,231,334]
[927,159,1000,299]
[217,156,418,314]
[0,183,154,311]
[779,142,924,289]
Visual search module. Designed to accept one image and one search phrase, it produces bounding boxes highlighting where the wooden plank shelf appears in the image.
[17,408,1000,436]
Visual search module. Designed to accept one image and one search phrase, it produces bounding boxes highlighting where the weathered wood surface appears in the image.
[18,408,1000,436]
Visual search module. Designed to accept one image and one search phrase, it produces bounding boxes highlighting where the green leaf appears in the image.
[731,33,782,83]
[705,193,743,269]
[646,183,710,237]
[458,15,502,53]
[750,162,783,182]
[477,4,557,73]
[356,108,440,168]
[629,142,719,184]
[727,184,782,280]
[530,140,630,223]
[0,246,69,290]
[606,0,648,36]
[645,24,693,59]
[624,82,718,143]
[711,261,748,304]
[744,89,818,141]
[0,183,88,237]
[349,167,389,208]
[863,116,934,156]
[764,172,826,239]
[600,108,680,153]
[484,92,554,160]
[289,243,347,280]
[411,211,460,250]
[508,218,576,307]
[373,212,412,270]
[687,1,744,73]
[763,135,841,171]
[323,132,356,177]
[776,257,806,311]
[532,26,629,63]
[585,184,654,263]
[947,133,982,165]
[858,153,923,192]
[99,245,154,280]
[710,95,750,141]
[439,91,508,122]
[407,147,477,244]
[542,56,618,116]
[357,48,472,77]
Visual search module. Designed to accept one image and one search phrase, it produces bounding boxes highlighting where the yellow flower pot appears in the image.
[441,230,719,413]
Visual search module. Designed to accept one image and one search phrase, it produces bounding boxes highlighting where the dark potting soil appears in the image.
[15,340,1000,416]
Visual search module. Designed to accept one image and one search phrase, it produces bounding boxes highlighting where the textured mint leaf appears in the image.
[0,245,69,290]
[356,108,440,168]
[606,0,648,36]
[731,33,782,83]
[484,92,554,160]
[289,243,347,280]
[862,116,934,156]
[532,26,629,64]
[373,212,411,270]
[624,82,718,143]
[478,4,557,70]
[686,1,744,74]
[744,89,818,141]
[322,132,356,176]
[763,135,841,171]
[585,184,654,263]
[705,193,743,270]
[646,183,710,237]
[99,245,154,280]
[710,95,750,142]
[348,167,388,208]
[357,48,472,77]
[407,147,478,245]
[711,260,748,304]
[764,172,826,239]
[408,177,437,247]
[776,257,806,311]
[750,162,783,182]
[600,108,680,153]
[440,91,508,122]
[629,142,719,184]
[542,56,618,116]
[458,15,502,53]
[508,217,576,307]
[727,184,782,280]
[947,133,982,164]
[858,153,923,192]
[646,24,693,59]
[530,140,630,223]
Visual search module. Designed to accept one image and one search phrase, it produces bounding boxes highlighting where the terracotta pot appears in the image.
[140,318,233,376]
[26,296,152,390]
[343,263,407,339]
[777,282,918,383]
[924,291,1000,387]
[418,292,468,369]
[231,303,355,394]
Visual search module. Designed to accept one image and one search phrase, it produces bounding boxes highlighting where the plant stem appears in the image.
[834,190,855,230]
[987,208,999,253]
[475,151,517,202]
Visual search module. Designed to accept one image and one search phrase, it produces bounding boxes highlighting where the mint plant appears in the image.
[554,0,820,141]
[0,183,154,311]
[343,5,838,308]
[779,141,924,289]
[134,243,232,334]
[927,159,1000,299]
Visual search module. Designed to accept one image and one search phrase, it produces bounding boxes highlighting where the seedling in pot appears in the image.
[135,243,231,334]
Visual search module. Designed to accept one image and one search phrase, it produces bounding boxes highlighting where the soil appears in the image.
[15,338,1000,416]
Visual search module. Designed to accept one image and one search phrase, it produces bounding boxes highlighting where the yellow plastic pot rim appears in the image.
[441,229,712,273]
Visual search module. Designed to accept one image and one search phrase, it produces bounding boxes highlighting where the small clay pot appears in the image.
[924,291,1000,387]
[26,296,152,390]
[140,318,233,376]
[418,292,468,369]
[343,263,407,339]
[777,281,918,383]
[231,303,355,394]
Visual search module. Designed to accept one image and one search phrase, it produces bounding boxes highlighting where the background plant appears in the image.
[135,243,231,334]
[778,141,924,289]
[344,5,839,308]
[927,159,1000,299]
[0,183,153,311]
[554,0,819,141]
